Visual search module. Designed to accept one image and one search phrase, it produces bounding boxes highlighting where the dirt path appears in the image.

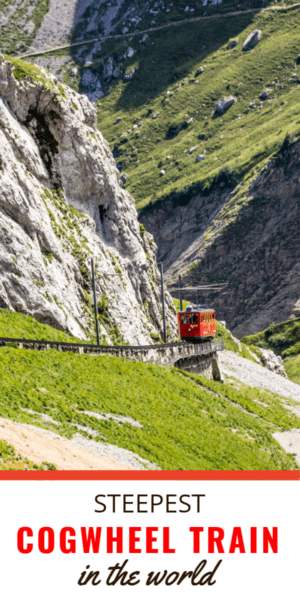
[20,3,300,58]
[273,430,300,467]
[0,418,139,470]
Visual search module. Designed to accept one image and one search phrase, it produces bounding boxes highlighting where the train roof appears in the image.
[178,305,215,313]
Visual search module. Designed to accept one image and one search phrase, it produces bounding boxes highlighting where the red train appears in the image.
[178,305,216,341]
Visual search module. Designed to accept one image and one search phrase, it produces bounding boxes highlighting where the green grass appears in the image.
[241,317,300,358]
[0,309,83,343]
[70,7,300,214]
[4,55,67,98]
[172,298,189,311]
[284,354,300,384]
[0,345,298,470]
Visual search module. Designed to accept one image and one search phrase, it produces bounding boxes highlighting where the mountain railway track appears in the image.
[0,335,225,379]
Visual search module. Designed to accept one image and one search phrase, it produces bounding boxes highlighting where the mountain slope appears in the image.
[3,5,300,338]
[0,342,299,470]
[0,53,178,344]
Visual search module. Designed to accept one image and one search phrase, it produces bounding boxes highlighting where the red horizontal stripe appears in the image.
[0,470,298,481]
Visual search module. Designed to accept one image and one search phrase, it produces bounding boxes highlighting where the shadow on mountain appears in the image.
[114,13,257,111]
[69,2,258,108]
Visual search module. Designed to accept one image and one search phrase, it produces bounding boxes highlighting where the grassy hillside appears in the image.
[0,309,84,343]
[5,4,300,215]
[241,317,300,358]
[283,355,300,384]
[63,7,300,213]
[0,308,298,469]
[242,317,300,383]
[0,344,299,470]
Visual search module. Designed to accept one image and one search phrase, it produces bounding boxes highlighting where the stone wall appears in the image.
[0,337,224,381]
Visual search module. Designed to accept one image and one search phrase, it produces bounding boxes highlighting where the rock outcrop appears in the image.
[0,54,178,344]
[261,349,287,378]
[215,96,236,113]
[242,29,262,51]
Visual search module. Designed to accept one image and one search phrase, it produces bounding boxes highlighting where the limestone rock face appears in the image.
[0,54,178,344]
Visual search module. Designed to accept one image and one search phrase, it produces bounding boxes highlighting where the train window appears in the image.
[190,314,198,324]
[181,314,189,324]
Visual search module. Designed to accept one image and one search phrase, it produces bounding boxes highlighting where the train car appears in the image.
[178,305,216,341]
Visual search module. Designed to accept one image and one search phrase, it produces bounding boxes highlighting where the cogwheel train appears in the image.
[178,304,216,342]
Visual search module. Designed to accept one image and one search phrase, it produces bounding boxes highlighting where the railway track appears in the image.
[0,335,224,368]
[0,335,224,379]
[0,335,224,352]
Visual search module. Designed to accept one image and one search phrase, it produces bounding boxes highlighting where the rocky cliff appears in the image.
[141,139,300,338]
[0,54,178,344]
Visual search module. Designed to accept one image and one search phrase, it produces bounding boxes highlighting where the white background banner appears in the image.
[0,478,298,599]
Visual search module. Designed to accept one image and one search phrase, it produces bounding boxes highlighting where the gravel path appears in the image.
[0,418,157,470]
[219,350,300,403]
[273,430,300,467]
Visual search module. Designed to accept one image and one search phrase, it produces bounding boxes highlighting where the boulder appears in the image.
[112,67,122,79]
[259,89,270,101]
[195,67,204,76]
[166,119,191,138]
[114,117,122,124]
[189,146,198,154]
[297,54,300,65]
[120,173,128,185]
[127,47,136,58]
[70,68,78,77]
[152,112,159,119]
[227,39,238,50]
[160,170,165,176]
[103,58,114,80]
[215,96,236,113]
[140,34,149,44]
[196,154,205,162]
[243,29,262,51]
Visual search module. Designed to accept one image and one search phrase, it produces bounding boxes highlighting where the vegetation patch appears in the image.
[242,317,300,358]
[0,308,82,343]
[242,317,300,383]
